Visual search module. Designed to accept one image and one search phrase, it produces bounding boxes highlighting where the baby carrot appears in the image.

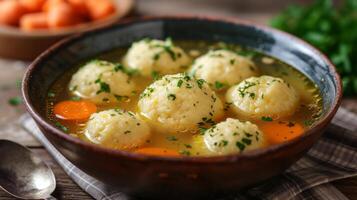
[67,0,89,18]
[42,0,65,12]
[135,147,180,157]
[0,1,26,26]
[260,121,304,144]
[54,100,97,121]
[86,0,116,20]
[47,2,85,28]
[20,0,46,12]
[20,13,48,31]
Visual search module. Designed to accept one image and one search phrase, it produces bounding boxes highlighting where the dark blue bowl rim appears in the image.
[22,15,342,163]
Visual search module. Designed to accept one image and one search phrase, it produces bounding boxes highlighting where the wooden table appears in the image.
[0,0,356,199]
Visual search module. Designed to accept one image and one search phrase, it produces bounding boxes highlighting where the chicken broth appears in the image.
[46,39,322,157]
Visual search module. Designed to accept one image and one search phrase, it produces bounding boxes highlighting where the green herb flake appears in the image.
[167,94,176,100]
[214,81,225,90]
[8,97,22,106]
[151,71,160,80]
[47,92,56,98]
[177,79,183,87]
[166,135,178,141]
[236,141,245,152]
[242,138,252,145]
[71,96,81,101]
[261,116,273,122]
[55,122,68,133]
[179,150,191,156]
[196,79,205,89]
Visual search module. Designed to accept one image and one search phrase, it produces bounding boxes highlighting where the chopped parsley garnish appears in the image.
[167,94,176,100]
[8,97,22,106]
[70,96,81,101]
[47,92,56,98]
[95,78,110,94]
[242,138,252,145]
[236,141,245,152]
[238,81,257,97]
[179,150,191,156]
[114,95,129,102]
[166,135,178,141]
[219,140,228,147]
[261,116,273,121]
[196,79,205,89]
[214,81,225,89]
[230,59,235,65]
[177,79,183,87]
[304,120,314,126]
[199,127,208,135]
[151,71,160,80]
[184,144,192,149]
[140,87,155,99]
[114,63,124,72]
[55,122,68,132]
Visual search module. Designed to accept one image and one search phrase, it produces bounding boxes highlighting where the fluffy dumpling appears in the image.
[84,109,151,149]
[138,73,224,134]
[69,60,135,105]
[226,75,299,119]
[203,118,265,155]
[123,38,191,77]
[190,50,258,90]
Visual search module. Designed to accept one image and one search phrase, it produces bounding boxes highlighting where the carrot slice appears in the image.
[20,13,48,31]
[86,0,116,20]
[42,0,65,12]
[47,2,85,28]
[54,100,97,121]
[260,121,304,144]
[0,1,26,26]
[67,0,89,17]
[135,147,180,157]
[20,0,46,12]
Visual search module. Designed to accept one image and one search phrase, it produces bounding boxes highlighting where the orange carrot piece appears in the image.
[20,0,46,12]
[135,147,180,157]
[260,121,304,144]
[42,0,66,12]
[47,2,85,28]
[86,0,116,20]
[54,100,97,121]
[67,0,89,18]
[0,1,26,26]
[20,13,48,31]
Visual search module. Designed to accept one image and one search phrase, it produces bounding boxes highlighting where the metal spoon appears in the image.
[0,140,56,199]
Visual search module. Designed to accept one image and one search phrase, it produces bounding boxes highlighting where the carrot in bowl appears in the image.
[67,0,89,18]
[47,2,85,28]
[54,100,97,121]
[86,0,116,20]
[20,13,48,31]
[260,121,304,144]
[20,0,46,12]
[0,0,27,26]
[135,147,180,157]
[42,0,66,12]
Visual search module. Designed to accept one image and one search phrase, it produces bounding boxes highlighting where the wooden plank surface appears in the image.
[0,0,356,199]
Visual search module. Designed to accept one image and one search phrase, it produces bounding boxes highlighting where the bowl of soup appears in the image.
[22,16,342,198]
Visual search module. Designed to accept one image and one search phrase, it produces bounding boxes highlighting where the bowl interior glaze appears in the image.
[23,16,341,198]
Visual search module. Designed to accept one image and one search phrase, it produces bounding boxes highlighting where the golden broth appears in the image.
[46,40,322,156]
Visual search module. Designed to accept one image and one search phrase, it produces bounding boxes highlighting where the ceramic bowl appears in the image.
[22,16,342,198]
[0,0,134,60]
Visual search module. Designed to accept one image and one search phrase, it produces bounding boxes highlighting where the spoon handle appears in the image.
[46,195,57,200]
